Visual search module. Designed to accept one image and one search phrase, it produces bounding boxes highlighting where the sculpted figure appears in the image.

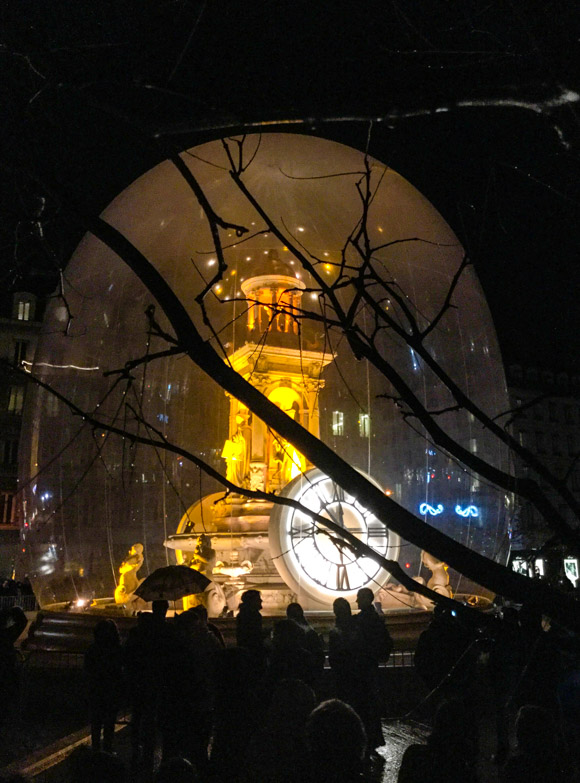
[114,543,144,604]
[413,550,453,610]
[222,411,250,487]
[378,550,452,610]
[190,534,216,574]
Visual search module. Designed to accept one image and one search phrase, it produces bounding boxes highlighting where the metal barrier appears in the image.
[385,650,415,668]
[0,594,38,612]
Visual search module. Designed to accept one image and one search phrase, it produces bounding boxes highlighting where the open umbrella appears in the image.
[134,565,211,602]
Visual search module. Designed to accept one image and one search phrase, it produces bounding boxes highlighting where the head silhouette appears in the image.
[286,602,306,624]
[356,587,374,610]
[152,599,169,618]
[240,589,262,611]
[305,699,366,782]
[93,619,120,647]
[333,597,352,623]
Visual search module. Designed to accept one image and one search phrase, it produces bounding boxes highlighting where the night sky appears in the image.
[1,1,579,369]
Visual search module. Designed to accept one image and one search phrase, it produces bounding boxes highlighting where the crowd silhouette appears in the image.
[2,587,580,782]
[75,592,580,781]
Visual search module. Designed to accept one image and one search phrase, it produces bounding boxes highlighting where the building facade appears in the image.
[506,363,580,576]
[0,290,43,576]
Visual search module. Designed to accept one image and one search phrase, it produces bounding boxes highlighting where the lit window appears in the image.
[332,411,344,436]
[0,492,15,525]
[358,413,370,438]
[512,559,528,576]
[8,386,24,414]
[564,558,579,586]
[17,300,31,321]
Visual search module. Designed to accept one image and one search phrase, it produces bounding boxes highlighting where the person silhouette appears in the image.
[0,606,27,737]
[354,588,392,752]
[286,602,325,676]
[84,619,124,753]
[236,589,268,675]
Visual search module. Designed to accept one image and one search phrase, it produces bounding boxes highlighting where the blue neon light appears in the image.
[418,502,480,517]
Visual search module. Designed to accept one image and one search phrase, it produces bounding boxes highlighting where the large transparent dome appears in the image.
[21,133,510,609]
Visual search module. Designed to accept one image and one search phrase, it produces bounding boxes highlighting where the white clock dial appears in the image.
[269,468,399,606]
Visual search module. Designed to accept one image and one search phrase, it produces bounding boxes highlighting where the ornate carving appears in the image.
[249,461,267,492]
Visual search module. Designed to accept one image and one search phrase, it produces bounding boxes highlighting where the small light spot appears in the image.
[297,226,305,232]
[208,259,216,266]
[246,256,252,261]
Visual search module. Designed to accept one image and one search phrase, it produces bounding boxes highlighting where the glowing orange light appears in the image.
[405,562,411,568]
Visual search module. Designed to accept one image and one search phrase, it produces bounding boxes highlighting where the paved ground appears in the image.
[1,661,502,783]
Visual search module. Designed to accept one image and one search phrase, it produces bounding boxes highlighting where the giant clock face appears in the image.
[269,468,400,606]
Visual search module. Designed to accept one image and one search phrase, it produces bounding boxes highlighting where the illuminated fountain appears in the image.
[164,249,400,612]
